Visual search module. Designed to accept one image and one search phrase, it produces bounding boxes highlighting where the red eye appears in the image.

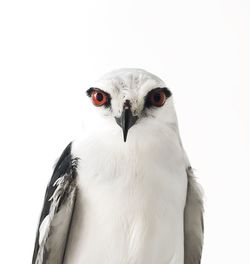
[149,89,166,107]
[91,90,107,106]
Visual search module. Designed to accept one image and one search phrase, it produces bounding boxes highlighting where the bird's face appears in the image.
[84,69,178,142]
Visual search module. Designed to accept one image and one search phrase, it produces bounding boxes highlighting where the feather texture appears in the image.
[32,143,78,264]
[184,167,204,264]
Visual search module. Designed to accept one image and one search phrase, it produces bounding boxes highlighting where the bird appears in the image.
[32,68,204,264]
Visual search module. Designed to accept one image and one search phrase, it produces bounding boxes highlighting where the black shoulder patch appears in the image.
[32,142,78,264]
[39,142,73,222]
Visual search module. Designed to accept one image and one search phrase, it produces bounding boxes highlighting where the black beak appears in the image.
[115,100,138,142]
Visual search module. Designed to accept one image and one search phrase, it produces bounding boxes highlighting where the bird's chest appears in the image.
[64,139,187,264]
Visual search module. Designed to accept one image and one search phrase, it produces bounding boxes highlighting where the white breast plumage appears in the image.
[63,124,187,264]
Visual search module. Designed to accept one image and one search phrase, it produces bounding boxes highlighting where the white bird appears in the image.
[32,68,204,264]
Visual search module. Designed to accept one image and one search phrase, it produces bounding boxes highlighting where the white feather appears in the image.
[39,215,49,246]
[64,69,189,264]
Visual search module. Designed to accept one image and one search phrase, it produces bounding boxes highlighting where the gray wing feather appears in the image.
[32,143,78,264]
[35,176,77,264]
[184,166,204,264]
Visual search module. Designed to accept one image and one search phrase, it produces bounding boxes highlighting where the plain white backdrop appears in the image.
[0,0,249,263]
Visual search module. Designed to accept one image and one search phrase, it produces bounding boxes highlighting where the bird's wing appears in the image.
[184,166,204,264]
[32,142,78,264]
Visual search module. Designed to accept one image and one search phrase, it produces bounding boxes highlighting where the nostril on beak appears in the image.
[124,100,131,110]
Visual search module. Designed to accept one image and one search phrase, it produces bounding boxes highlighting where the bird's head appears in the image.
[84,68,178,143]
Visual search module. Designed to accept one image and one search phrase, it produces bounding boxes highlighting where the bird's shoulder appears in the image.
[32,142,79,264]
[41,142,78,221]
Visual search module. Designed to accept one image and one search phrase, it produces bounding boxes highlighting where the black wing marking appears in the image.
[32,142,78,264]
[184,166,204,264]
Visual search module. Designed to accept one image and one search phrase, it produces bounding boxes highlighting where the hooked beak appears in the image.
[115,100,138,142]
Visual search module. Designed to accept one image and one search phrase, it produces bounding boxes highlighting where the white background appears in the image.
[0,0,249,263]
